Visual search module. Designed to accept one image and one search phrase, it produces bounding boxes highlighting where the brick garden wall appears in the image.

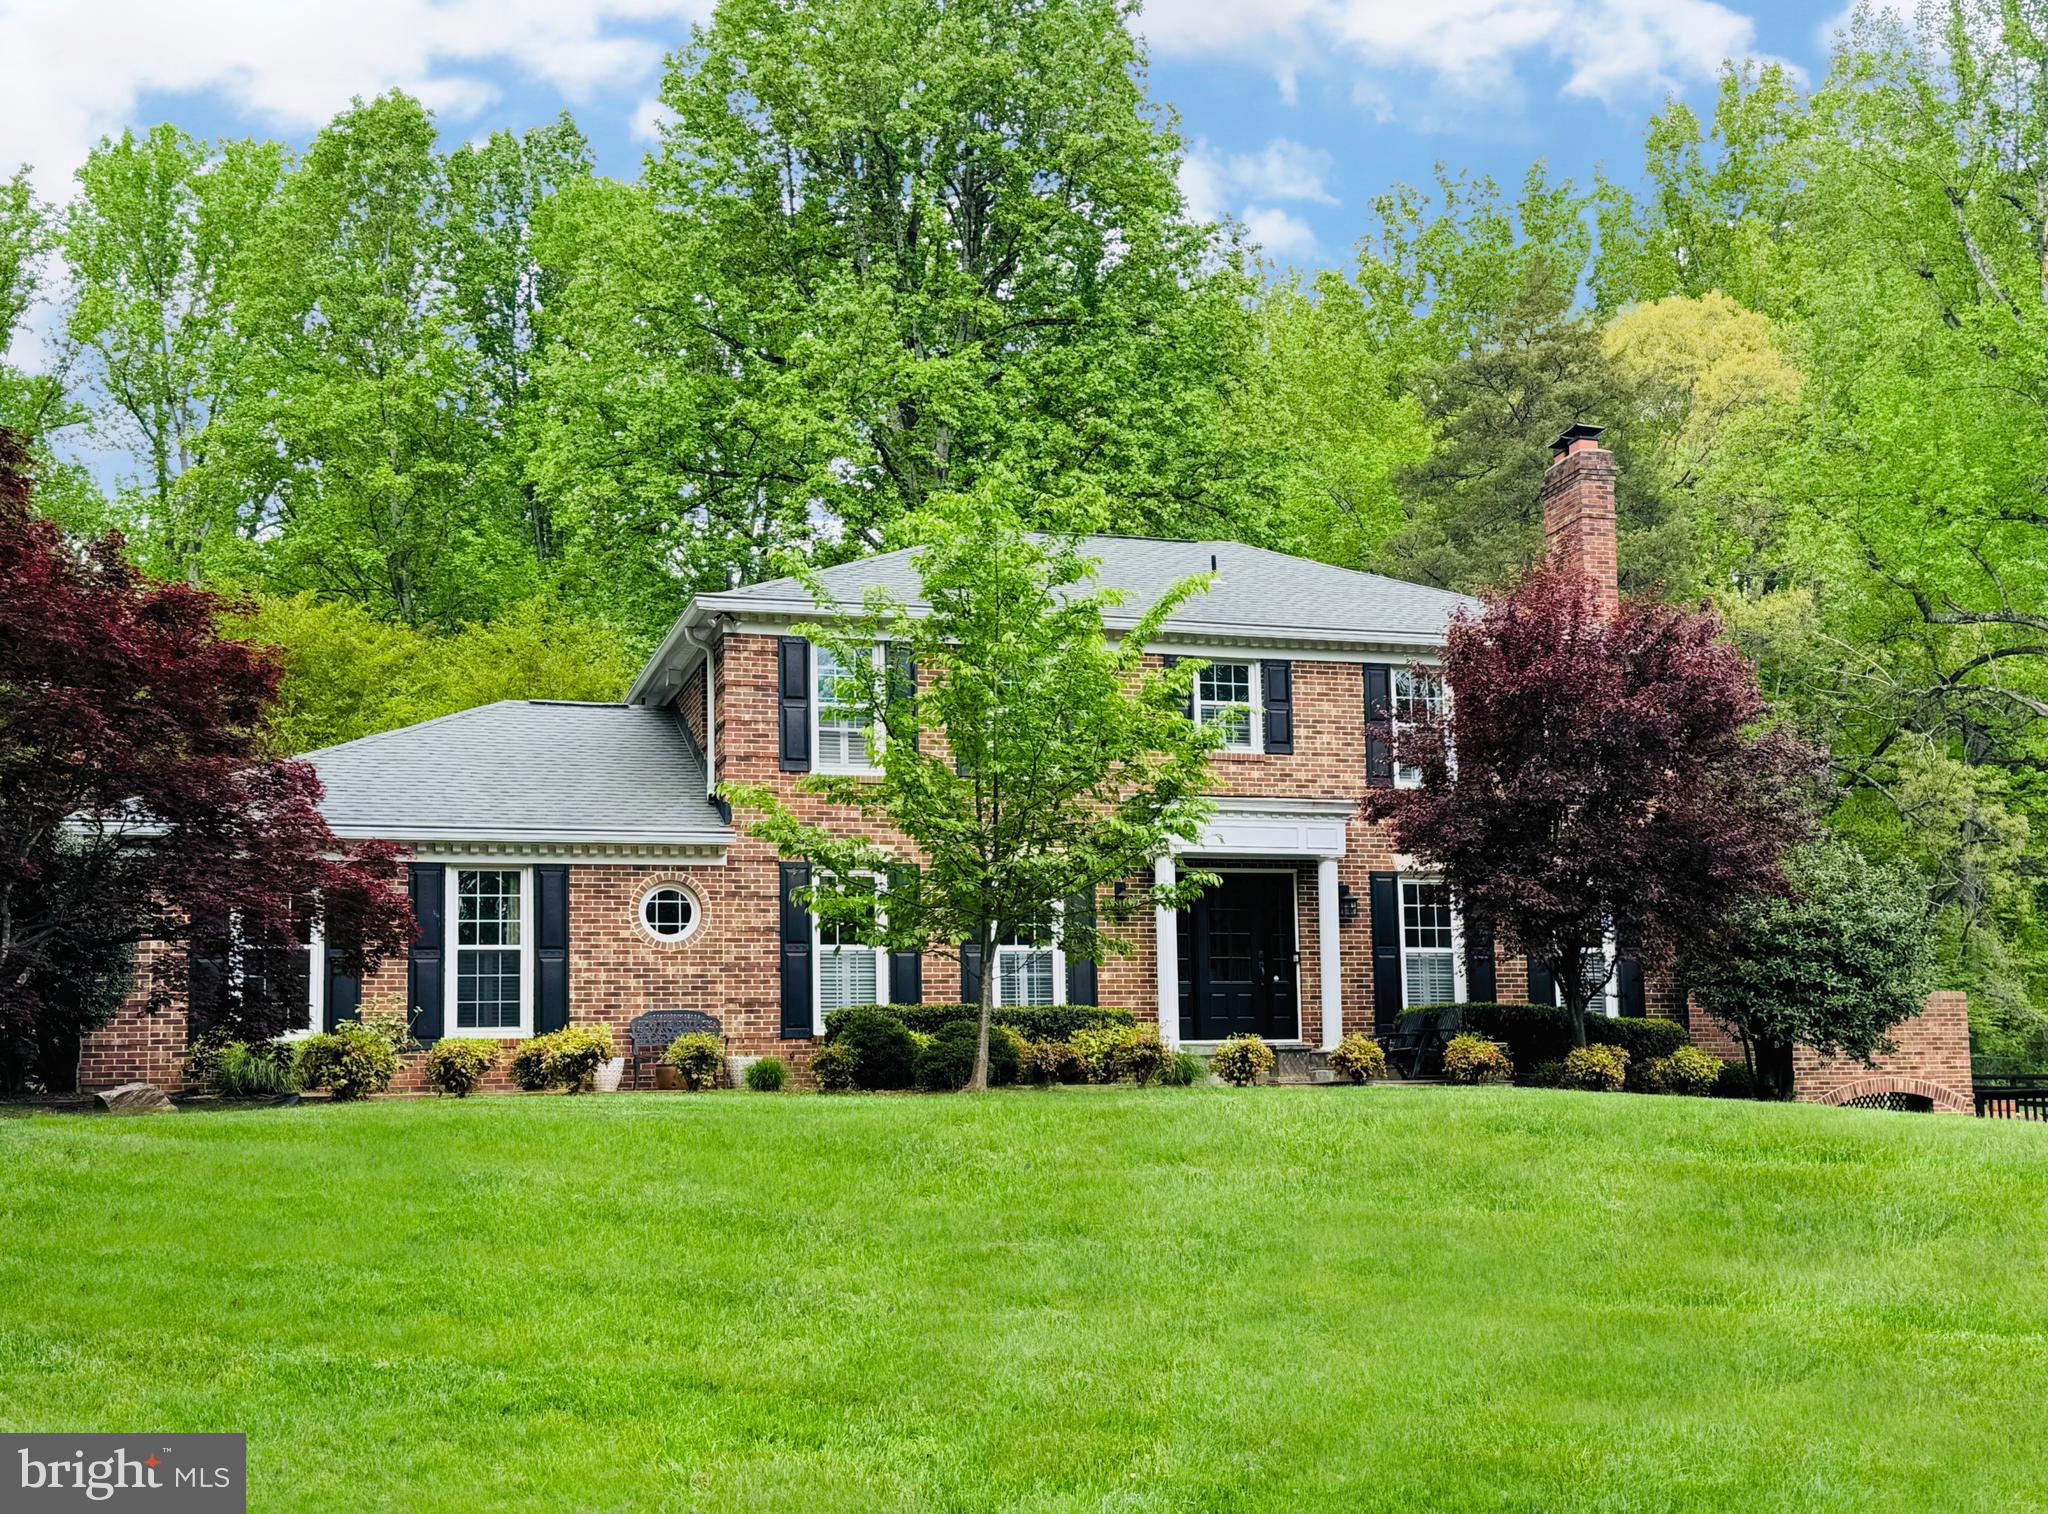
[1686,991,1972,1111]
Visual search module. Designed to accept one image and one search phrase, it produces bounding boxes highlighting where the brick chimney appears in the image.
[1541,422,1619,618]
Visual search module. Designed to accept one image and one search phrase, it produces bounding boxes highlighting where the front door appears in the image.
[1177,871,1300,1042]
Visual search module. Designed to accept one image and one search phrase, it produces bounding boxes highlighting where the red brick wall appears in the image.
[1687,991,1972,1111]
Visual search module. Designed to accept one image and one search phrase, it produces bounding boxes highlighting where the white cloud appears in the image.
[1240,205,1320,259]
[629,96,676,144]
[1815,0,1917,53]
[0,0,714,197]
[1180,135,1334,220]
[1138,0,1790,109]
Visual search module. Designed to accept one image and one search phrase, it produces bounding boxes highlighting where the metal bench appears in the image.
[627,1010,727,1088]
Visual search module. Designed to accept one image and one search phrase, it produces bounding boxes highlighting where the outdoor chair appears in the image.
[626,1009,727,1088]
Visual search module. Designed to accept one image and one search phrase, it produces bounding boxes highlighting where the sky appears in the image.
[0,0,1874,274]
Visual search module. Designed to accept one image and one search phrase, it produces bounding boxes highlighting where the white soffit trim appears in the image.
[1174,796,1354,859]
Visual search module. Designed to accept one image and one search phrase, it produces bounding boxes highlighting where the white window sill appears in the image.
[442,1026,530,1041]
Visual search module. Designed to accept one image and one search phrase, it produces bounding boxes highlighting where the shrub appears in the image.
[1115,1026,1169,1085]
[914,1020,1022,1091]
[1711,1058,1756,1100]
[181,1027,236,1090]
[744,1056,788,1092]
[1210,1034,1274,1086]
[1642,1044,1721,1097]
[1453,1002,1688,1070]
[1600,1017,1687,1064]
[357,992,418,1058]
[663,1031,725,1091]
[822,1005,918,1091]
[1442,1034,1513,1085]
[1020,1039,1082,1086]
[1158,1049,1207,1087]
[827,1002,1137,1043]
[213,1040,293,1097]
[294,1023,399,1100]
[423,1039,494,1097]
[811,1041,858,1092]
[1561,1043,1628,1092]
[510,1025,614,1092]
[1522,1059,1567,1090]
[1328,1032,1387,1084]
[1069,1025,1129,1083]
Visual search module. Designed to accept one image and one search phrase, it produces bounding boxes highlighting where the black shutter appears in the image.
[1617,956,1645,1018]
[1161,653,1192,719]
[187,908,229,1035]
[1369,871,1401,1035]
[779,862,813,1037]
[1261,660,1293,754]
[887,863,921,1005]
[777,636,810,772]
[1363,663,1394,788]
[1526,955,1555,1006]
[960,937,984,1004]
[1464,918,1496,1004]
[535,865,569,1033]
[1065,887,1097,1006]
[886,642,919,753]
[405,863,442,1040]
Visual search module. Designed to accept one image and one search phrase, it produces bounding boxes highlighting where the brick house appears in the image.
[78,429,1968,1103]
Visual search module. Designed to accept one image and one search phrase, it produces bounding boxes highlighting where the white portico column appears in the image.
[1318,856,1344,1051]
[1154,852,1179,1048]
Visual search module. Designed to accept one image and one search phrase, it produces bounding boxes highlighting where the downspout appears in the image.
[679,614,731,823]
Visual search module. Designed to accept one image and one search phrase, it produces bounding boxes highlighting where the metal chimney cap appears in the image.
[1551,421,1606,456]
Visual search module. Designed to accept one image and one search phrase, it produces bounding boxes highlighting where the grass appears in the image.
[3,1087,2047,1511]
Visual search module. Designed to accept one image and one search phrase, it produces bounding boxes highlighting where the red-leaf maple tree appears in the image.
[1365,567,1824,1048]
[0,430,412,1090]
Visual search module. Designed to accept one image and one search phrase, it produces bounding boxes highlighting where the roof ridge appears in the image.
[296,699,525,761]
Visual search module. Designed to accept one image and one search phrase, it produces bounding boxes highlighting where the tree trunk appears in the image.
[1755,1038,1797,1102]
[1554,953,1589,1049]
[968,918,997,1092]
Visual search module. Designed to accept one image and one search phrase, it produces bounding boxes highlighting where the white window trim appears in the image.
[288,919,325,1041]
[637,882,703,944]
[444,865,534,1039]
[812,870,889,1034]
[994,932,1066,1009]
[1392,669,1448,790]
[1396,874,1466,1008]
[812,641,885,775]
[1195,659,1262,754]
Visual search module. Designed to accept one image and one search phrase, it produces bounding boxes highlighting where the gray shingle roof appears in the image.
[699,535,1473,643]
[305,700,732,844]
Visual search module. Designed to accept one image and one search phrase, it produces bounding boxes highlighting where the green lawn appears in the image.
[3,1087,2047,1511]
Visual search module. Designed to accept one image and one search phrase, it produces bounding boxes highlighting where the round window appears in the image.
[639,884,700,942]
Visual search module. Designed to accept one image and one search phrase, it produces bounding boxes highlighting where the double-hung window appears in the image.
[1392,668,1446,789]
[1195,661,1260,752]
[1398,878,1462,1008]
[814,871,887,1029]
[814,643,881,772]
[450,867,530,1035]
[995,916,1063,1008]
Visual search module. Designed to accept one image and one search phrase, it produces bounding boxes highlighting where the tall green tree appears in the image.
[64,126,284,583]
[0,168,99,533]
[725,490,1221,1089]
[532,0,1265,639]
[205,92,527,626]
[445,116,594,567]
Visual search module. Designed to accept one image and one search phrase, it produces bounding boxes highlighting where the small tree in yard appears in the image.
[725,498,1222,1091]
[0,430,413,1091]
[1690,840,1936,1100]
[1366,566,1823,1049]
